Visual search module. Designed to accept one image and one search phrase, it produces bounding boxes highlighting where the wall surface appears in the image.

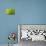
[0,0,46,45]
